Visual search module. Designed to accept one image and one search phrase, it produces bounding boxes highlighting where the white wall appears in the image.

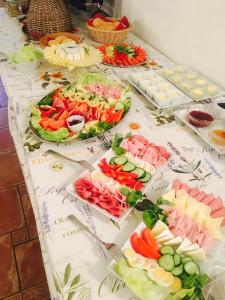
[121,0,225,88]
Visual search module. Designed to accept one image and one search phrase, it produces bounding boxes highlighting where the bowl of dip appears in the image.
[215,98,225,119]
[67,115,84,133]
[187,109,214,128]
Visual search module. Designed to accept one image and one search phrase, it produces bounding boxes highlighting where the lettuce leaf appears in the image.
[30,116,69,142]
[114,259,169,300]
[10,45,43,64]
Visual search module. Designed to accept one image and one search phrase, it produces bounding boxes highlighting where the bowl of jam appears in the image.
[187,109,214,128]
[215,98,225,119]
[210,127,225,146]
[67,115,84,132]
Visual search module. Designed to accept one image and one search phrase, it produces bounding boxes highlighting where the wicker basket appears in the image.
[27,0,72,36]
[87,23,131,44]
[39,32,83,48]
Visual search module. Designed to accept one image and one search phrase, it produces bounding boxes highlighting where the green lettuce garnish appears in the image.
[10,45,43,64]
[114,259,169,300]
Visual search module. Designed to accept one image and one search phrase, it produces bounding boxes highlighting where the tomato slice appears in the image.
[142,227,159,252]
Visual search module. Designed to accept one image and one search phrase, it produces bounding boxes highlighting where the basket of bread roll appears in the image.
[39,32,83,48]
[86,13,131,44]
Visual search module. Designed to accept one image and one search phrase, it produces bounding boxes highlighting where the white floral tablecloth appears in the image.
[1,8,225,300]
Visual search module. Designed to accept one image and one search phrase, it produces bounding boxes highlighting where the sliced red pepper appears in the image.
[142,227,159,252]
[130,232,160,259]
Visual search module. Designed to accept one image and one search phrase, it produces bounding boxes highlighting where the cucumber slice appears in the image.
[158,254,174,272]
[174,253,181,266]
[160,246,175,255]
[182,256,193,264]
[113,156,128,165]
[123,162,136,172]
[110,157,116,165]
[115,102,124,111]
[184,261,200,275]
[132,167,146,179]
[140,172,151,183]
[172,264,184,276]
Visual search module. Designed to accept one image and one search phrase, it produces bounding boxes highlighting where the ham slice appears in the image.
[120,135,170,167]
[74,173,127,218]
[189,188,200,197]
[201,194,214,206]
[172,179,182,191]
[209,197,224,213]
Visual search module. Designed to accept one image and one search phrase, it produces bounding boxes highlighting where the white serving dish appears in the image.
[127,70,193,109]
[66,144,170,223]
[11,58,42,72]
[159,66,225,101]
[108,181,225,299]
[175,103,225,155]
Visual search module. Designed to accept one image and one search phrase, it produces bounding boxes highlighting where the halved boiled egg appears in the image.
[160,271,174,287]
[169,276,182,293]
[123,248,137,263]
[128,254,146,268]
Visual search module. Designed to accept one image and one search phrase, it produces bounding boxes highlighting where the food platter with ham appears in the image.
[108,179,225,300]
[66,134,171,222]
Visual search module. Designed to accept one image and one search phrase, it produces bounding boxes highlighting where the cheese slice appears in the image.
[162,189,176,202]
[164,236,183,246]
[186,248,206,261]
[155,228,172,239]
[152,221,168,237]
[181,243,200,253]
[174,196,187,213]
[176,189,189,201]
[177,238,192,253]
[204,218,224,240]
[157,233,174,243]
[195,211,207,225]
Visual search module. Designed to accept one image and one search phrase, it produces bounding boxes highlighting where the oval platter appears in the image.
[29,73,132,143]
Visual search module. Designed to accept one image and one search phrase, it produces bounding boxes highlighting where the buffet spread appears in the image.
[1,8,225,300]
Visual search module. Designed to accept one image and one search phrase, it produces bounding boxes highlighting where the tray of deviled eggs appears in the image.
[127,70,193,109]
[160,65,225,101]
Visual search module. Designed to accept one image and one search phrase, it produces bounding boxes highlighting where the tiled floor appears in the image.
[0,78,50,300]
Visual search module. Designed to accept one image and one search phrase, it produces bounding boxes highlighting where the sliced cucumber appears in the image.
[182,256,193,264]
[158,254,174,272]
[160,246,175,255]
[172,264,184,276]
[140,172,151,183]
[174,253,181,266]
[184,261,200,275]
[113,156,128,165]
[115,102,124,111]
[123,162,136,172]
[132,167,146,179]
[110,157,116,165]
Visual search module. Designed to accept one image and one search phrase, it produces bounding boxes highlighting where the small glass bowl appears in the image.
[186,109,214,128]
[210,128,225,146]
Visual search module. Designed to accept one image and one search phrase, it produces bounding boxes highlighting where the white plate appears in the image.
[175,104,225,155]
[108,182,225,299]
[66,143,170,223]
[127,71,192,109]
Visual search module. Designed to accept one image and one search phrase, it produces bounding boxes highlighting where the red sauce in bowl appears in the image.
[187,110,214,127]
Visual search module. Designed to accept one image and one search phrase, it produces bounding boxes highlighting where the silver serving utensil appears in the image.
[68,214,126,261]
[44,149,94,172]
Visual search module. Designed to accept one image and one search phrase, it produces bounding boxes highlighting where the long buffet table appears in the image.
[1,8,225,300]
